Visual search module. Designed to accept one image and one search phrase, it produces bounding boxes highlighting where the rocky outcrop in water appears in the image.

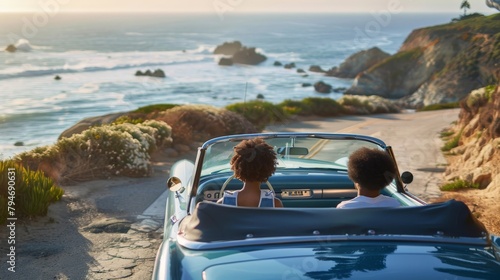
[214,41,267,65]
[345,14,500,107]
[314,81,332,93]
[213,41,243,56]
[326,47,390,78]
[231,47,266,65]
[135,69,166,78]
[5,44,16,52]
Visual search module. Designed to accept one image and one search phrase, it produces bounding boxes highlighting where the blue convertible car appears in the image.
[152,133,500,279]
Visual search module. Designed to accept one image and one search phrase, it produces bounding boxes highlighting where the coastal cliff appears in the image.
[345,14,500,107]
[445,84,500,194]
[440,84,500,232]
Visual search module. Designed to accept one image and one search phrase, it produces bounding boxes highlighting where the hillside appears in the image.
[345,14,500,108]
[439,83,500,234]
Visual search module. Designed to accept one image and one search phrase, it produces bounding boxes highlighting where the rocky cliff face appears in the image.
[346,14,500,107]
[325,47,390,78]
[445,84,500,198]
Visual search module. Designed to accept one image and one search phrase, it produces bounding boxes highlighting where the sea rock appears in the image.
[326,47,390,78]
[273,61,283,66]
[345,15,500,107]
[309,65,325,73]
[213,41,243,56]
[5,44,16,52]
[284,63,296,69]
[297,68,306,74]
[213,41,267,65]
[54,75,62,80]
[302,83,312,87]
[135,69,166,78]
[231,47,267,65]
[151,69,166,78]
[218,57,234,66]
[314,81,332,93]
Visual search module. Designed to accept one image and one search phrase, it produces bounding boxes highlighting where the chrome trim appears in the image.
[177,234,490,250]
[322,189,358,198]
[200,133,387,149]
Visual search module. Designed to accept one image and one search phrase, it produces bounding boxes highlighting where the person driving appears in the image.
[218,137,283,207]
[336,147,400,209]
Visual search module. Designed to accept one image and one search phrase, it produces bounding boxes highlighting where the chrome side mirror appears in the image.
[401,171,414,185]
[167,176,185,193]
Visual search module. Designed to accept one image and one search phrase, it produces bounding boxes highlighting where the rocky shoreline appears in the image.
[211,14,499,108]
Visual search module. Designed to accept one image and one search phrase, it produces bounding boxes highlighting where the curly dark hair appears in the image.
[347,147,397,191]
[230,138,277,183]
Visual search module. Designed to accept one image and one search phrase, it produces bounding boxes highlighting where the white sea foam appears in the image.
[42,94,68,102]
[73,84,100,94]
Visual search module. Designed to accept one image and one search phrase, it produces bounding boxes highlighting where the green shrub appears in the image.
[113,116,144,125]
[16,121,173,182]
[301,97,344,117]
[441,129,463,152]
[0,196,7,225]
[440,179,480,191]
[278,99,310,116]
[440,129,455,138]
[418,102,460,111]
[133,103,178,114]
[0,160,64,224]
[226,100,287,130]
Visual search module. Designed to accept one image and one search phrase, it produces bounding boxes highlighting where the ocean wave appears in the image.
[125,32,144,36]
[2,39,51,52]
[0,50,211,80]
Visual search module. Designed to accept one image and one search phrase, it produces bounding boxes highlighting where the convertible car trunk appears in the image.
[201,244,500,280]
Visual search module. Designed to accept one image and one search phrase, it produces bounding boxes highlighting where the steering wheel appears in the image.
[219,175,275,198]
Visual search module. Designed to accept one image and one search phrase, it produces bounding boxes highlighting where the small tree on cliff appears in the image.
[460,0,471,16]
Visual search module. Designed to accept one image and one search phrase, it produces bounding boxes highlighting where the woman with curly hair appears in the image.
[218,137,283,207]
[336,147,400,209]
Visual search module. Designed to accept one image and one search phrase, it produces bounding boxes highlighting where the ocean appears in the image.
[0,12,455,159]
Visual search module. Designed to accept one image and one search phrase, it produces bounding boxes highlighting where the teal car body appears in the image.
[152,133,500,280]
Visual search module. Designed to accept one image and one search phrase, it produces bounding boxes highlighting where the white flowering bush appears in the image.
[16,121,172,182]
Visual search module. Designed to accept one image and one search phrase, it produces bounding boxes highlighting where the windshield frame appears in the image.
[188,133,393,210]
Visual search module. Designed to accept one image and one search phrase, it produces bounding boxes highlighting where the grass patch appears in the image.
[441,129,463,152]
[226,100,287,130]
[440,129,455,138]
[133,104,178,114]
[1,160,64,224]
[440,179,480,191]
[418,102,460,111]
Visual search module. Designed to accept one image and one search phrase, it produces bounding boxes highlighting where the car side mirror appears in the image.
[167,176,185,193]
[401,171,413,184]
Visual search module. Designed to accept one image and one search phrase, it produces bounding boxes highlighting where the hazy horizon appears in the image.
[0,0,497,14]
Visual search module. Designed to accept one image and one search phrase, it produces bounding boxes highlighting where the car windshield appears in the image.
[200,136,383,177]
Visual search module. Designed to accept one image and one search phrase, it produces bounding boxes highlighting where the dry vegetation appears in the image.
[433,84,500,235]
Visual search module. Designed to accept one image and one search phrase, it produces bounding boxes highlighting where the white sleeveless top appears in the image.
[221,190,275,207]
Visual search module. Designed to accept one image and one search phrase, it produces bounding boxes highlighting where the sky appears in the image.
[0,0,497,14]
